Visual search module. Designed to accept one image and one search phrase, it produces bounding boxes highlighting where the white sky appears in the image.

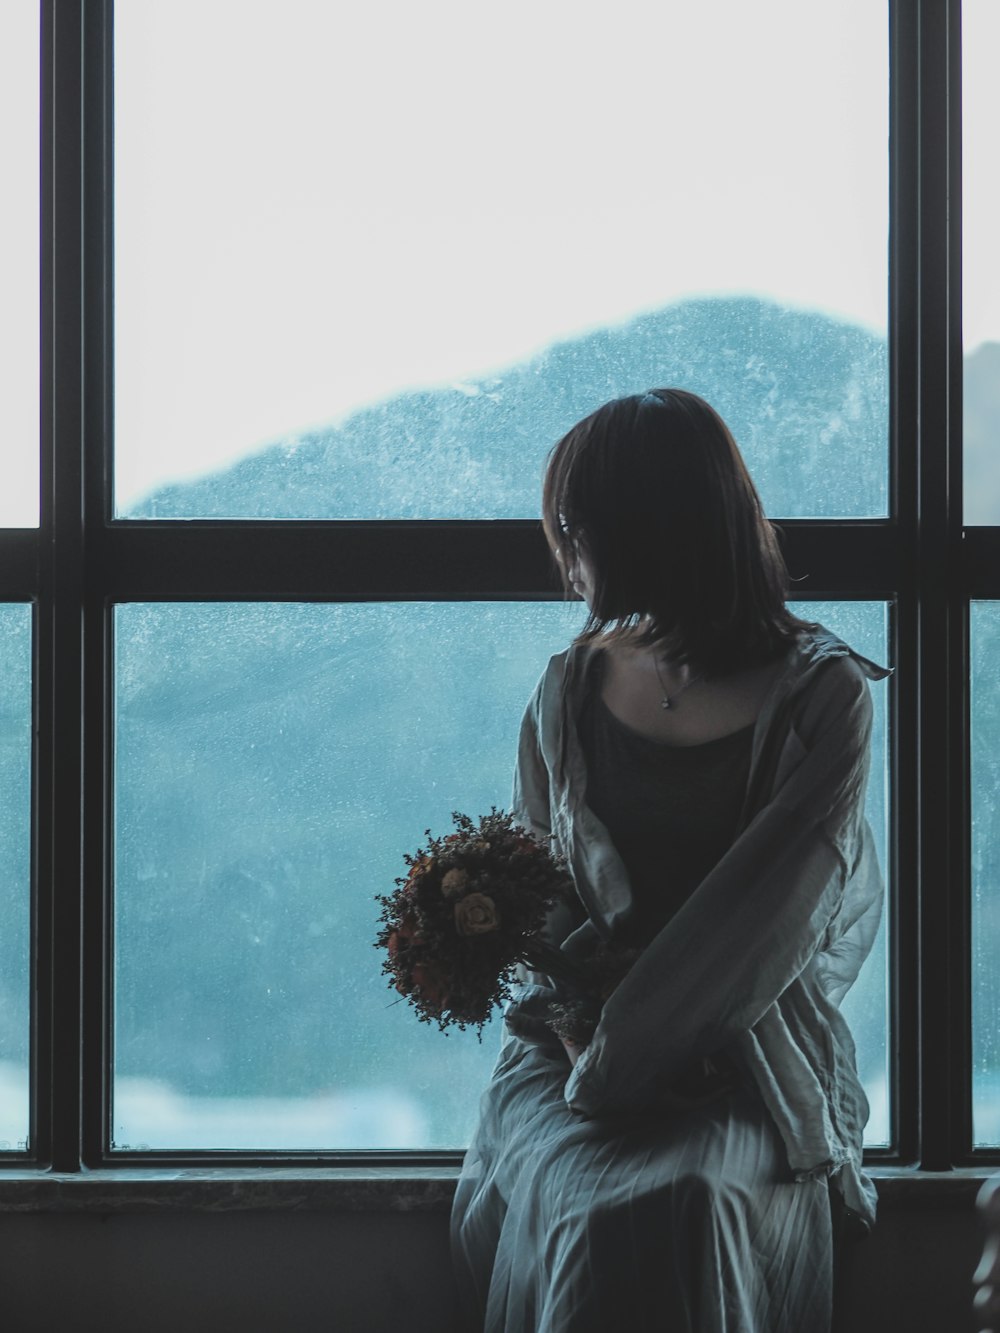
[0,0,996,523]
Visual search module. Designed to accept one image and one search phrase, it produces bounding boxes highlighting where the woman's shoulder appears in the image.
[522,641,605,743]
[790,624,890,685]
[535,639,602,692]
[782,627,884,738]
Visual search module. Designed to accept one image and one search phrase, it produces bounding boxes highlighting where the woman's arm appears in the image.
[510,689,553,844]
[504,682,581,1049]
[561,1036,582,1067]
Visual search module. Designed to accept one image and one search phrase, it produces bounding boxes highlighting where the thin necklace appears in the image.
[651,653,703,711]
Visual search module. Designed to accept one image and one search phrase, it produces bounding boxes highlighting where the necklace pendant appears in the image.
[661,697,671,710]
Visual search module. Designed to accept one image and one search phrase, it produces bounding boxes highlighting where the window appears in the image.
[0,0,994,1174]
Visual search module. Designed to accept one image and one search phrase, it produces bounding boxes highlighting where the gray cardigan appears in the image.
[509,626,889,1226]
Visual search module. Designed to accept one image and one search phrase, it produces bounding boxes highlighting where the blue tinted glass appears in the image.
[113,600,889,1150]
[0,605,33,1151]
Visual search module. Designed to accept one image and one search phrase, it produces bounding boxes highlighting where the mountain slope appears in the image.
[128,296,889,520]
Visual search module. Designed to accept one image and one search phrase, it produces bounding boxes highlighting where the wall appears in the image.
[0,1177,986,1333]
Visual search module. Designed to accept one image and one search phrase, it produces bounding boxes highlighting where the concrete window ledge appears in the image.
[0,1167,461,1214]
[0,1165,990,1215]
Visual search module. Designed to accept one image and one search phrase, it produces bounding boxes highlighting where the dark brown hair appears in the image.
[542,388,811,675]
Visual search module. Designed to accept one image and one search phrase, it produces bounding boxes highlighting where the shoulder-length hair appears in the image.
[542,388,811,675]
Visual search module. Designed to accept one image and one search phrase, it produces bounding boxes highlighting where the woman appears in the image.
[451,389,887,1332]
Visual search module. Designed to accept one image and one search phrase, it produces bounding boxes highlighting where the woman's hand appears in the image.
[561,1036,583,1068]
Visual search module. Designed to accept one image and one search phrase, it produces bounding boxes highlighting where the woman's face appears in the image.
[565,537,596,609]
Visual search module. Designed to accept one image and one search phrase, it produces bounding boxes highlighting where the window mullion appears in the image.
[81,0,114,1168]
[909,0,966,1170]
[888,0,921,1170]
[91,521,899,604]
[36,0,87,1173]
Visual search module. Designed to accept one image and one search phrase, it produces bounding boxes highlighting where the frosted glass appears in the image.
[113,600,888,1150]
[0,606,33,1150]
[971,604,1000,1144]
[114,1,887,520]
[964,0,1000,524]
[0,3,39,527]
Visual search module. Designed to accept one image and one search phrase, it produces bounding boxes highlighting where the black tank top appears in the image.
[578,652,754,945]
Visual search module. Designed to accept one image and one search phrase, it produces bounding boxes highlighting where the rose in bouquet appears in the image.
[375,809,638,1041]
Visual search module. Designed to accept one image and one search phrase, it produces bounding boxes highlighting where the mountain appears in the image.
[127,296,890,521]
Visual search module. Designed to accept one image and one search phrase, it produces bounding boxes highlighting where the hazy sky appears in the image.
[1,1,997,522]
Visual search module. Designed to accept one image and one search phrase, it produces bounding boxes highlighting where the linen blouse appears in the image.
[508,625,889,1226]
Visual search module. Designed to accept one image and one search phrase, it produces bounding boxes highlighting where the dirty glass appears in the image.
[112,601,584,1148]
[112,599,889,1149]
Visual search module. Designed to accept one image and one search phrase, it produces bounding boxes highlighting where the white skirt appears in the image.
[451,1039,834,1333]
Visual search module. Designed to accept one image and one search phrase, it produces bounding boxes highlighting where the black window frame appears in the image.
[0,0,993,1173]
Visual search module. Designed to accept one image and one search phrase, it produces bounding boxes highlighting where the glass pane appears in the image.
[971,603,1000,1144]
[114,600,888,1150]
[964,0,1000,524]
[113,602,584,1148]
[115,1,887,521]
[0,3,39,527]
[790,601,891,1147]
[0,605,33,1151]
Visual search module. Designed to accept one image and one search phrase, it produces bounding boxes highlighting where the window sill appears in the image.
[0,1165,991,1215]
[0,1166,461,1214]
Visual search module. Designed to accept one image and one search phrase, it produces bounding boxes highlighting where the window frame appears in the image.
[0,0,991,1172]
